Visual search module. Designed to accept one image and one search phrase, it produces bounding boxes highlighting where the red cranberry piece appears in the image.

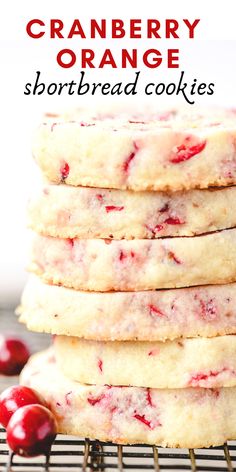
[105,205,124,213]
[170,140,206,164]
[7,404,57,457]
[164,216,184,225]
[123,142,139,173]
[0,386,47,428]
[60,162,70,180]
[0,336,30,376]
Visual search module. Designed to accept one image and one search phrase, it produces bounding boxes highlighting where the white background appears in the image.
[1,0,236,305]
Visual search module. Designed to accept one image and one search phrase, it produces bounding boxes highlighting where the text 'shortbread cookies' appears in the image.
[28,184,236,239]
[30,229,236,291]
[33,108,236,191]
[20,349,236,448]
[19,277,236,341]
[54,335,236,389]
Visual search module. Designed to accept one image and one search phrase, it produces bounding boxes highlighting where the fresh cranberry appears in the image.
[0,336,30,376]
[0,386,47,428]
[7,404,57,457]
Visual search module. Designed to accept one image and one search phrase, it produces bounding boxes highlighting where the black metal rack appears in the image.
[1,429,236,472]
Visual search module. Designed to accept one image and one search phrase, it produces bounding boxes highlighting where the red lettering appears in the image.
[166,19,179,38]
[81,49,95,68]
[112,19,125,38]
[99,49,117,68]
[50,19,64,38]
[143,49,162,68]
[91,19,106,38]
[57,49,76,68]
[147,20,161,38]
[168,49,179,68]
[121,49,137,68]
[68,19,86,38]
[130,19,142,38]
[26,19,45,38]
[183,19,200,38]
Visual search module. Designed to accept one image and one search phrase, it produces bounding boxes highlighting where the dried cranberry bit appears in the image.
[105,205,124,213]
[148,349,158,356]
[119,250,126,262]
[0,386,47,429]
[145,223,164,237]
[123,152,135,172]
[170,139,206,164]
[98,359,103,373]
[188,367,236,386]
[65,392,72,406]
[133,409,162,429]
[154,224,164,233]
[87,393,106,406]
[119,250,136,262]
[6,404,57,458]
[146,388,154,407]
[123,142,139,173]
[164,216,184,226]
[147,214,184,238]
[133,413,152,429]
[197,297,217,321]
[159,203,169,213]
[96,194,104,203]
[0,336,30,376]
[67,238,74,248]
[148,304,165,318]
[60,162,70,181]
[80,122,95,127]
[167,251,182,265]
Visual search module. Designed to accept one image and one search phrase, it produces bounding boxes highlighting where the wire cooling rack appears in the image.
[0,428,236,472]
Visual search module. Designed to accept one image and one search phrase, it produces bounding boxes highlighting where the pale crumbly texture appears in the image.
[20,349,236,448]
[54,335,236,389]
[18,276,236,341]
[28,184,236,239]
[30,229,236,291]
[33,108,236,191]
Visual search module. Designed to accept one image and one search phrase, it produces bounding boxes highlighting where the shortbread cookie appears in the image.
[18,276,236,341]
[54,335,236,389]
[30,229,236,291]
[20,349,236,448]
[28,184,236,239]
[33,108,236,191]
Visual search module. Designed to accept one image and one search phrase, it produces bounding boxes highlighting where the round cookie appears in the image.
[30,228,236,291]
[33,108,236,191]
[28,184,236,239]
[20,349,236,448]
[18,276,236,341]
[54,335,236,389]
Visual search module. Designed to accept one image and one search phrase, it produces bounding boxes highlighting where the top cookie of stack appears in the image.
[33,107,236,191]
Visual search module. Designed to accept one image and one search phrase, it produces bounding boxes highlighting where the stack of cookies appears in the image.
[19,107,236,448]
